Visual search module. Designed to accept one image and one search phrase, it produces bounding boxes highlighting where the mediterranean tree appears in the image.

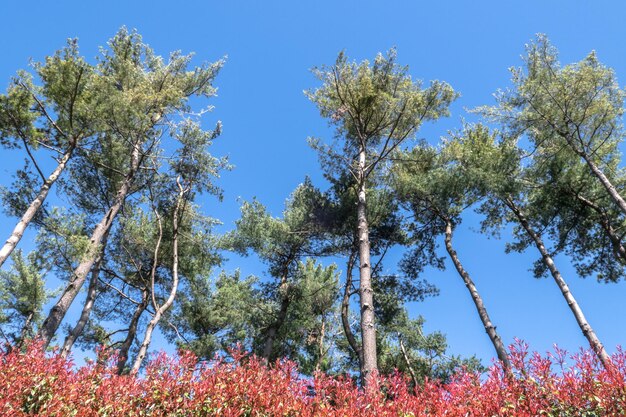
[36,29,224,348]
[0,39,99,267]
[479,35,626,221]
[448,125,611,369]
[391,142,512,371]
[307,48,456,385]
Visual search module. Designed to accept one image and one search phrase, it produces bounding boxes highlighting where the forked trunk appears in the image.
[399,336,419,388]
[60,231,109,358]
[341,250,363,373]
[38,144,141,348]
[131,186,184,373]
[116,287,149,374]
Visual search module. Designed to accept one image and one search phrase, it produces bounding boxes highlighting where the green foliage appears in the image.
[35,207,93,270]
[0,250,51,344]
[233,178,326,271]
[475,35,626,281]
[307,48,457,158]
[0,37,97,150]
[231,183,342,370]
[170,270,263,359]
[273,258,340,374]
[378,311,484,384]
[480,35,625,162]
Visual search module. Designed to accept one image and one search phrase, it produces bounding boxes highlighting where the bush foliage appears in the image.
[1,341,625,416]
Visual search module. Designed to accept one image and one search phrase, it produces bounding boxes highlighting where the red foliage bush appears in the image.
[1,340,625,416]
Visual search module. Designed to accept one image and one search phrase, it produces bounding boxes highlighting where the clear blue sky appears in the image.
[1,0,626,366]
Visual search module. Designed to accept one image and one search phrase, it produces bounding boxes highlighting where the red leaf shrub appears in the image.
[1,340,625,416]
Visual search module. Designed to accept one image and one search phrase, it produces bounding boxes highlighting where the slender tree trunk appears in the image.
[262,274,291,360]
[0,143,76,268]
[315,318,326,373]
[443,219,512,372]
[398,335,418,388]
[505,197,611,369]
[17,312,35,346]
[357,148,377,386]
[554,127,626,217]
[60,231,109,358]
[117,287,149,375]
[578,151,626,217]
[38,144,141,348]
[341,250,363,372]
[131,187,183,373]
[574,193,626,262]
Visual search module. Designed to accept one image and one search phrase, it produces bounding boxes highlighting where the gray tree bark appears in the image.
[37,143,141,348]
[505,197,611,369]
[131,185,183,373]
[60,231,109,358]
[116,287,149,375]
[556,127,626,218]
[398,336,418,388]
[0,143,75,268]
[578,149,626,218]
[443,219,511,372]
[341,250,363,373]
[574,192,626,262]
[357,147,377,386]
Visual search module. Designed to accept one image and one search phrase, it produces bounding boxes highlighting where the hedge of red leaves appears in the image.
[1,340,625,416]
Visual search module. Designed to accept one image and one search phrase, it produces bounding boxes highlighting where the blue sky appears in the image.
[1,0,626,366]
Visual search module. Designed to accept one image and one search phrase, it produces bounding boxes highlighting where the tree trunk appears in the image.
[574,193,626,262]
[579,151,626,217]
[116,287,149,375]
[341,250,363,373]
[357,148,377,386]
[131,187,183,373]
[443,219,512,372]
[398,335,419,388]
[315,318,326,373]
[262,274,291,361]
[37,144,141,348]
[60,231,109,358]
[0,142,75,268]
[17,312,35,347]
[505,197,611,369]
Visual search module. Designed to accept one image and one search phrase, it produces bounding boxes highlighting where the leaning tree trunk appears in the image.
[60,230,109,358]
[341,249,363,374]
[578,150,626,218]
[17,312,35,348]
[0,141,76,268]
[505,197,611,369]
[574,193,626,262]
[558,129,626,218]
[357,148,377,387]
[443,219,512,372]
[399,336,419,389]
[131,186,184,374]
[116,287,149,375]
[37,144,141,348]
